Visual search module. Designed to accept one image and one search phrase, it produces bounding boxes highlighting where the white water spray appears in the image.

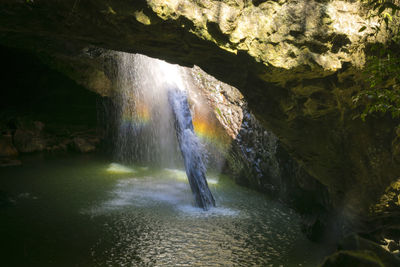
[113,53,186,166]
[112,53,215,209]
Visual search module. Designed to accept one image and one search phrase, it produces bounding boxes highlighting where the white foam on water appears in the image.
[176,204,238,217]
[84,171,235,218]
[207,178,218,185]
[106,163,136,174]
[164,168,219,186]
[163,168,188,181]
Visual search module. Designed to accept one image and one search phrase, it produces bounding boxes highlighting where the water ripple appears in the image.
[86,169,325,266]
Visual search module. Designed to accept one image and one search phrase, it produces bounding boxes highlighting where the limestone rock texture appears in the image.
[190,65,330,217]
[0,0,399,217]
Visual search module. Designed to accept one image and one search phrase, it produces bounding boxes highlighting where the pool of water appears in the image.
[0,154,331,266]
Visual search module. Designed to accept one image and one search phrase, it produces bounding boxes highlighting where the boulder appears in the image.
[13,129,46,153]
[11,119,46,153]
[72,137,96,153]
[0,135,18,157]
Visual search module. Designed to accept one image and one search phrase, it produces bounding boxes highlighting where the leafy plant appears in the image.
[353,1,400,122]
[362,0,400,19]
[354,44,400,119]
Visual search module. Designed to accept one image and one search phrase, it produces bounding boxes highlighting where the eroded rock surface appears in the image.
[190,66,330,213]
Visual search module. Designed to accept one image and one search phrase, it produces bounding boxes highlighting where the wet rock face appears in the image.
[0,0,399,216]
[190,66,330,217]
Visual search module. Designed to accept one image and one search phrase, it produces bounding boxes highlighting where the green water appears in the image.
[0,154,331,266]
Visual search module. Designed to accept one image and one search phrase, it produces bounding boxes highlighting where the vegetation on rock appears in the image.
[354,1,400,125]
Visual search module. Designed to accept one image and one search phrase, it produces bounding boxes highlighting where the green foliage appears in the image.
[353,1,400,122]
[215,107,222,117]
[353,45,400,121]
[362,0,400,28]
[363,0,400,15]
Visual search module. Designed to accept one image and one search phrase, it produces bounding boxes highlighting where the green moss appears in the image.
[215,107,222,117]
[134,10,151,25]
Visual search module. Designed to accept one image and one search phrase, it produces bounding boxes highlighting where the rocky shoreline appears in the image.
[0,117,100,167]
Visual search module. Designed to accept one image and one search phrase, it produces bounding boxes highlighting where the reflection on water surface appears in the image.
[0,154,331,266]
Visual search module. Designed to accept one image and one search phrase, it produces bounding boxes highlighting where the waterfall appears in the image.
[112,53,215,209]
[168,89,215,210]
[113,53,180,166]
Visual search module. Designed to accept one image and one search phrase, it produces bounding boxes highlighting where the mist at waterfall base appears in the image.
[107,53,180,167]
[102,53,216,210]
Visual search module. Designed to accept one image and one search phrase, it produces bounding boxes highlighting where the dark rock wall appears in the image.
[190,66,331,217]
[0,45,101,163]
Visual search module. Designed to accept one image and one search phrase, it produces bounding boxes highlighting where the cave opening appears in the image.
[0,44,337,266]
[2,0,400,265]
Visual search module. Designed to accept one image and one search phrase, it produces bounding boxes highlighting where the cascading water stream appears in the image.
[113,53,179,166]
[112,53,215,209]
[168,89,215,210]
